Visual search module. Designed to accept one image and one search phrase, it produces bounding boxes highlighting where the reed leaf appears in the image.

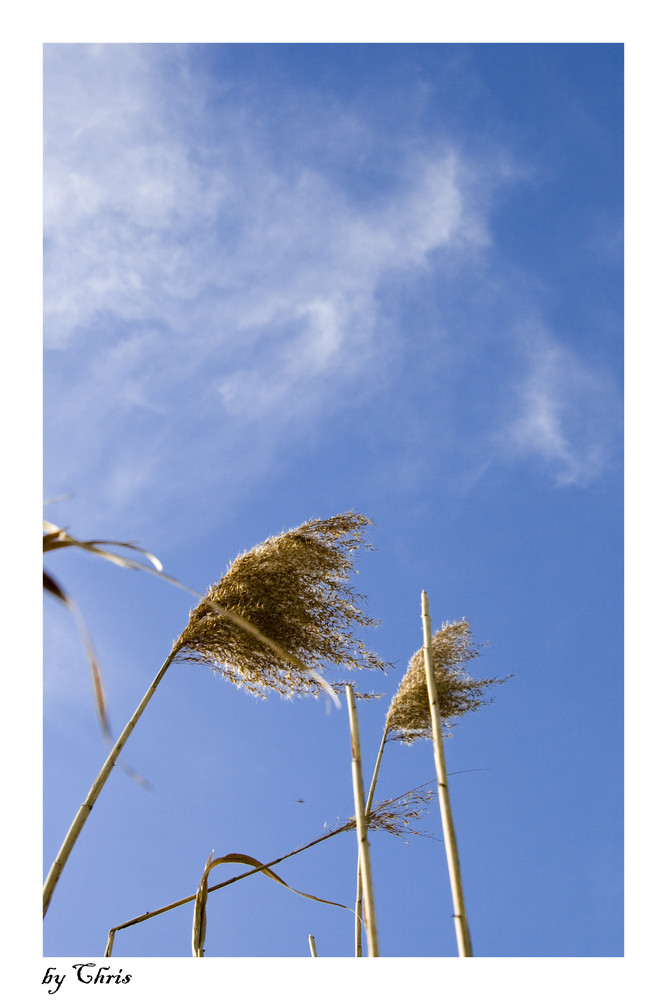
[43,519,165,742]
[192,851,215,957]
[43,519,164,571]
[44,569,111,740]
[191,851,352,957]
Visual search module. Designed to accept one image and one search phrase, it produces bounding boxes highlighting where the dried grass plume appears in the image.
[174,513,388,698]
[386,619,507,743]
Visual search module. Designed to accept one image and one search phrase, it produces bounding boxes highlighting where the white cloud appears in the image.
[43,45,500,525]
[44,48,485,361]
[503,326,621,486]
[44,44,618,539]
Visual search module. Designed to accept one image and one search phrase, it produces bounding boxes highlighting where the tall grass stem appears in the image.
[346,684,379,957]
[421,591,473,957]
[354,719,389,955]
[43,647,178,916]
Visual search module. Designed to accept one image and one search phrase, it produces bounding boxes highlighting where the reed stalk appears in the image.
[353,717,389,956]
[420,590,472,957]
[43,646,179,915]
[346,684,379,957]
[308,934,318,957]
[43,601,312,917]
[373,602,508,956]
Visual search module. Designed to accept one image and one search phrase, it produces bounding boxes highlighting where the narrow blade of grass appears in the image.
[191,852,352,957]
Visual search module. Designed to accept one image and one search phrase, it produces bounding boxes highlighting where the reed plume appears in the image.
[175,512,388,698]
[386,617,504,743]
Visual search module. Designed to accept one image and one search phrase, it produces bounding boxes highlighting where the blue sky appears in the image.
[42,42,624,966]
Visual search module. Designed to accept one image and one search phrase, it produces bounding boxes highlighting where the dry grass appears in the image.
[366,783,437,841]
[104,781,435,956]
[174,512,389,698]
[43,519,165,740]
[191,849,350,957]
[44,511,387,918]
[386,619,507,743]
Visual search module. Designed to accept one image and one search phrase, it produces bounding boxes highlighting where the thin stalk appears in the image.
[103,776,433,956]
[308,934,318,957]
[104,822,352,956]
[43,647,179,916]
[345,684,379,957]
[421,590,473,957]
[354,718,389,956]
[103,775,463,956]
[44,584,337,918]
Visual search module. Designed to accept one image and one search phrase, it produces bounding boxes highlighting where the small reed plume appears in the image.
[353,610,508,956]
[386,616,505,743]
[44,512,387,917]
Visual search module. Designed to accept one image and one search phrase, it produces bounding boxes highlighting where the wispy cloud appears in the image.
[502,325,621,486]
[43,46,498,520]
[44,47,486,352]
[43,45,619,535]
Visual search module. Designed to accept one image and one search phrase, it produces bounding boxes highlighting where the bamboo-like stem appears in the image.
[44,593,324,918]
[308,934,318,957]
[421,590,473,957]
[354,718,389,956]
[45,515,380,922]
[43,647,179,916]
[365,721,389,832]
[345,684,379,957]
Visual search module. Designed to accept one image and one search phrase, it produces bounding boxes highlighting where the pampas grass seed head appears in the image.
[386,619,508,743]
[173,513,388,699]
